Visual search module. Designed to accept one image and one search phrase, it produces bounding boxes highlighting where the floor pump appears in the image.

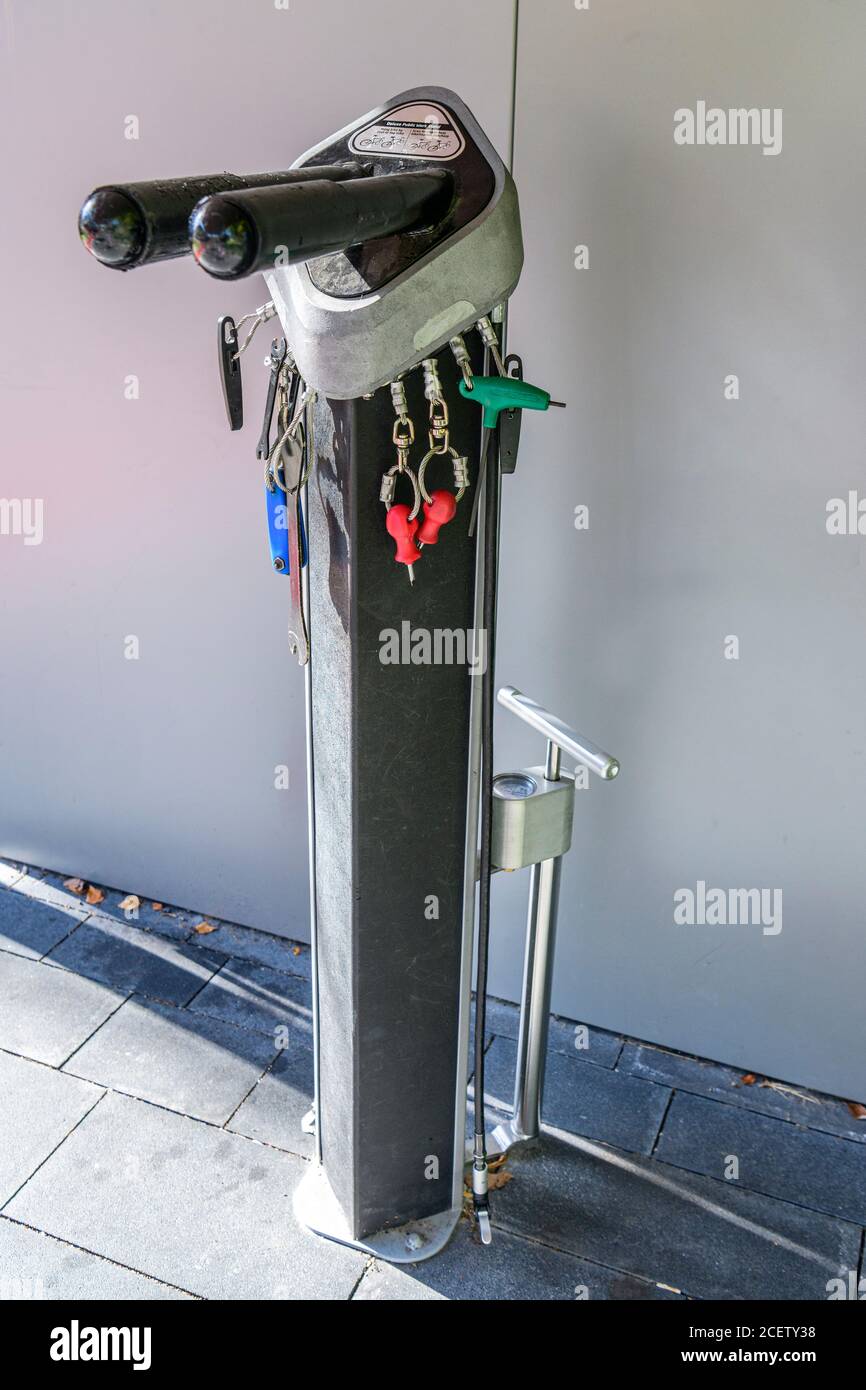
[78,86,619,1262]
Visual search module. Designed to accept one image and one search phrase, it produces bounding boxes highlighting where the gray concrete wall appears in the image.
[2,0,863,1097]
[0,0,514,939]
[493,0,866,1099]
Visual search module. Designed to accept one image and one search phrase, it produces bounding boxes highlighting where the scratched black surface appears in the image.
[310,341,485,1237]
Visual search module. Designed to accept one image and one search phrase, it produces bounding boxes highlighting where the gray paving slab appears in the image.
[353,1260,447,1300]
[479,1036,670,1153]
[5,1091,365,1300]
[79,886,309,962]
[474,996,622,1067]
[92,888,196,942]
[227,1038,315,1157]
[353,1219,682,1301]
[64,998,281,1126]
[619,1041,866,1143]
[492,1130,861,1300]
[45,916,225,1006]
[9,873,86,915]
[0,1051,102,1205]
[0,952,125,1066]
[655,1091,866,1225]
[0,887,85,961]
[188,958,313,1041]
[0,863,26,889]
[2,863,46,881]
[189,921,312,979]
[35,875,198,942]
[0,1218,192,1300]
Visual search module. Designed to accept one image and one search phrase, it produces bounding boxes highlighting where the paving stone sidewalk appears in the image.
[1,862,864,1301]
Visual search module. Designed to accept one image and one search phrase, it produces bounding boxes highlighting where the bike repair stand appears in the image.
[268,88,523,1260]
[278,90,620,1254]
[77,85,619,1265]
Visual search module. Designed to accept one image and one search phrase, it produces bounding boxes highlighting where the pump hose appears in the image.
[473,419,500,1199]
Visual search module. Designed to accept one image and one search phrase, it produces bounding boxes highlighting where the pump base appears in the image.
[486,1116,543,1159]
[293,1161,462,1265]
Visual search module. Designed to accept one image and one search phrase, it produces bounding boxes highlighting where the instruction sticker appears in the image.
[349,102,465,161]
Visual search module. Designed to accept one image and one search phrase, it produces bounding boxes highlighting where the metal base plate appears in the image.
[294,1161,462,1265]
[461,1116,541,1164]
[487,1115,541,1160]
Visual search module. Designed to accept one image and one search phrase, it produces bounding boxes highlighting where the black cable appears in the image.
[472,420,500,1238]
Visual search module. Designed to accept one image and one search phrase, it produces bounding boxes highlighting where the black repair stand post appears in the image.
[77,85,526,1265]
[299,346,485,1256]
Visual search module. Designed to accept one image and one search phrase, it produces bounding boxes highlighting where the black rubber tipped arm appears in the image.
[188,169,455,280]
[78,164,370,270]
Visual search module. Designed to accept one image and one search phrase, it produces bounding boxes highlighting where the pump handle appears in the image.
[497,685,619,781]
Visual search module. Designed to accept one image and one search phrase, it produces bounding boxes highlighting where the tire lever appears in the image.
[218,314,243,431]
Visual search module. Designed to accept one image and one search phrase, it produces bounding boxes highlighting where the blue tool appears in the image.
[266,484,307,575]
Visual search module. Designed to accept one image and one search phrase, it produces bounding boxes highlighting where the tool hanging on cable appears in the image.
[459,374,566,426]
[381,379,422,583]
[416,358,470,549]
[263,344,307,580]
[258,337,290,462]
[453,315,567,535]
[217,301,279,432]
[261,354,315,663]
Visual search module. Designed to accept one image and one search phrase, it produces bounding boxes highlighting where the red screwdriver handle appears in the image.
[417,489,457,546]
[386,503,420,567]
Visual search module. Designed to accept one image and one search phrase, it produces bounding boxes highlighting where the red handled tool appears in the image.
[417,489,457,546]
[385,502,420,583]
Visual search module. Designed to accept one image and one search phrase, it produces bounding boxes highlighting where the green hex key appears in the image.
[458,374,566,428]
[460,374,566,534]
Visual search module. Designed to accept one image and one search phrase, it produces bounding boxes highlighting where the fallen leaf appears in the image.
[739,1073,757,1086]
[488,1167,513,1191]
[118,894,140,912]
[85,885,105,906]
[847,1101,866,1121]
[63,877,85,894]
[194,921,217,935]
[292,946,301,956]
[151,903,163,911]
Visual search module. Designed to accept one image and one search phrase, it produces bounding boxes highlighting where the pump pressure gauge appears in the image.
[493,773,538,800]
